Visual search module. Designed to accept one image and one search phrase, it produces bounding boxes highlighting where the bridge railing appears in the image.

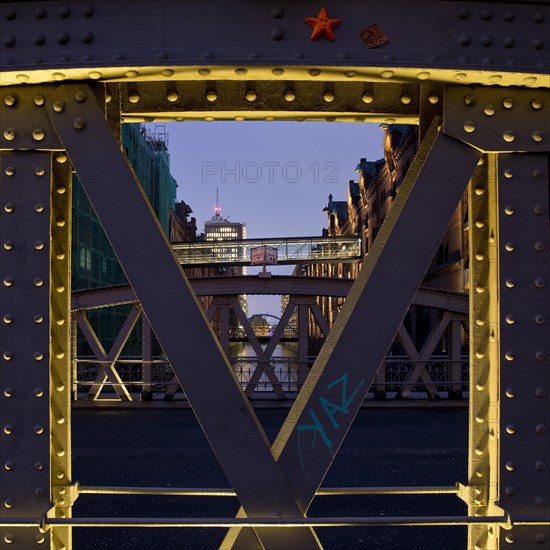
[73,354,469,400]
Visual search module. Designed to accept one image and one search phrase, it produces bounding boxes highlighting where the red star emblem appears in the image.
[305,8,341,42]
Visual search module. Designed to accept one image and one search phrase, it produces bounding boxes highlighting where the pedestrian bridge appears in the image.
[172,236,362,267]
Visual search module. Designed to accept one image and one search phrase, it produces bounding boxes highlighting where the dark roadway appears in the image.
[72,405,468,550]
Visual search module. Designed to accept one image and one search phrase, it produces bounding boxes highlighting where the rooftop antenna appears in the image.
[214,187,221,216]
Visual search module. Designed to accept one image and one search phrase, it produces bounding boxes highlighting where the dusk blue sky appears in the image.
[158,121,384,315]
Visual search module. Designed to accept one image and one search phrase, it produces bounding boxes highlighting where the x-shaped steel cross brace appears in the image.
[46,85,480,549]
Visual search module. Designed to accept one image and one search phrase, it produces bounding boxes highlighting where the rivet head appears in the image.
[458,35,470,46]
[34,203,44,213]
[3,241,14,251]
[531,99,543,110]
[74,91,87,103]
[535,534,547,544]
[284,90,296,102]
[3,128,16,141]
[34,388,44,397]
[34,241,45,251]
[5,9,16,20]
[128,92,140,104]
[33,34,46,46]
[35,534,45,544]
[2,351,13,361]
[245,90,257,102]
[534,242,545,251]
[505,486,515,496]
[56,218,66,227]
[166,91,178,103]
[505,461,515,471]
[33,277,44,287]
[506,424,516,434]
[57,32,69,44]
[533,169,543,180]
[34,462,43,471]
[504,205,514,215]
[5,165,15,176]
[535,315,545,324]
[362,92,374,104]
[3,314,13,324]
[505,242,515,252]
[480,35,492,47]
[271,28,284,41]
[53,100,65,113]
[34,487,44,498]
[73,118,86,130]
[3,498,14,508]
[34,425,44,435]
[503,131,515,143]
[428,95,439,105]
[535,460,546,470]
[206,91,217,102]
[535,424,546,434]
[4,94,17,107]
[534,278,545,288]
[3,277,14,287]
[535,497,546,506]
[3,387,13,397]
[58,6,71,18]
[400,94,412,105]
[535,388,546,398]
[505,279,515,288]
[4,203,14,213]
[34,351,44,360]
[533,39,544,50]
[3,425,14,435]
[464,121,476,133]
[81,4,95,17]
[532,131,543,143]
[483,105,495,116]
[533,205,544,215]
[32,128,45,141]
[505,534,515,544]
[504,168,514,179]
[35,166,45,176]
[3,36,16,47]
[323,91,335,103]
[505,351,515,361]
[505,388,515,398]
[502,98,514,109]
[464,94,476,106]
[503,11,515,22]
[4,461,14,471]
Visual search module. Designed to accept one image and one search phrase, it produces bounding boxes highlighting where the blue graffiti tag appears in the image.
[296,374,365,469]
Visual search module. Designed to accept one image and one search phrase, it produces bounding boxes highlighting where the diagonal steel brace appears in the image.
[224,121,482,548]
[46,84,321,550]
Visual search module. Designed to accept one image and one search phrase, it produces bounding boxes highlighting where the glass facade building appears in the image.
[72,124,177,353]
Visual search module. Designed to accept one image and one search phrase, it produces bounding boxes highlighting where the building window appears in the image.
[80,247,92,270]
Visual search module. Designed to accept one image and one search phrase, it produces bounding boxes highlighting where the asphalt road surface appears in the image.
[72,405,468,550]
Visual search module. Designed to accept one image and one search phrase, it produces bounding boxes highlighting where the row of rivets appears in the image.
[4,5,94,19]
[458,35,544,50]
[3,32,94,47]
[463,95,543,110]
[457,8,544,22]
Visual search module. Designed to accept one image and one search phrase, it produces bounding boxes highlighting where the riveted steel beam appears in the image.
[45,83,322,550]
[497,154,550,549]
[70,279,469,312]
[224,120,482,548]
[0,1,547,88]
[444,86,550,153]
[118,80,419,123]
[0,152,53,548]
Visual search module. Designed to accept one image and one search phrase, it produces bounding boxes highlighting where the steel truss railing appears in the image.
[74,354,469,398]
[172,236,362,266]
